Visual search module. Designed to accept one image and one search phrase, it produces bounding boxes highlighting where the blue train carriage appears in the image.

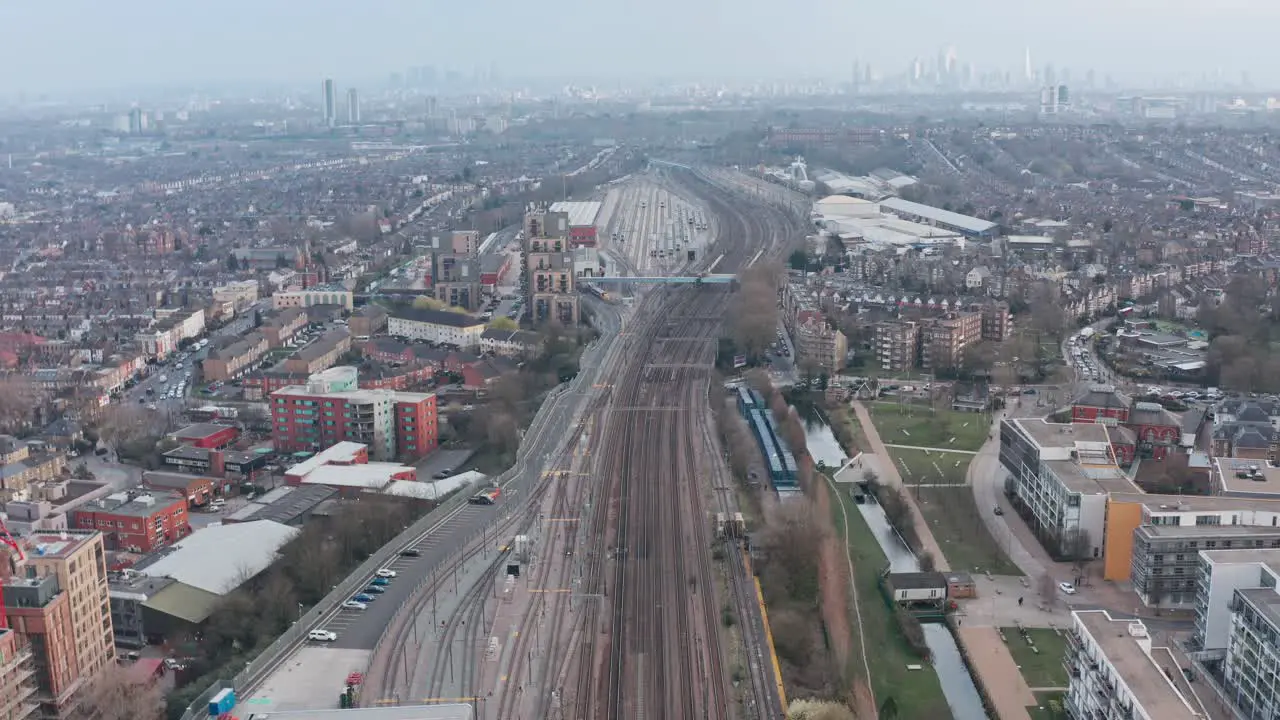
[735,385,756,416]
[749,410,787,486]
[777,448,799,487]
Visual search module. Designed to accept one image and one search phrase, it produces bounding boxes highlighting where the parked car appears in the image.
[370,578,391,586]
[399,549,422,557]
[1059,582,1077,595]
[363,586,387,594]
[308,630,338,642]
[376,569,397,578]
[342,600,367,610]
[353,593,375,603]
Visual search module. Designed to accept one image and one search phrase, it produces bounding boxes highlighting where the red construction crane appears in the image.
[0,518,24,629]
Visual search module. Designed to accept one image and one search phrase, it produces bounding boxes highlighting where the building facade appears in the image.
[921,312,982,370]
[387,309,485,350]
[70,491,189,554]
[272,287,354,312]
[999,418,1134,559]
[0,627,38,720]
[1065,611,1200,720]
[874,320,919,372]
[270,369,438,462]
[524,206,579,325]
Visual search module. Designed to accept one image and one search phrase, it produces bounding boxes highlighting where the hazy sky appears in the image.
[3,0,1279,94]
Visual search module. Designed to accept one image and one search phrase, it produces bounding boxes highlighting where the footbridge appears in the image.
[590,274,736,285]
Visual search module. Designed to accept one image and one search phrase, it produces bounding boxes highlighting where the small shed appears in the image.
[945,572,977,599]
[886,572,947,603]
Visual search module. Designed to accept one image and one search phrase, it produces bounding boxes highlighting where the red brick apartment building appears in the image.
[69,490,189,553]
[271,385,438,462]
[1072,387,1132,423]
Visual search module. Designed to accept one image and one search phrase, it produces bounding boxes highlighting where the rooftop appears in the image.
[1112,491,1280,513]
[1215,457,1280,497]
[1201,547,1280,575]
[224,485,337,525]
[20,529,100,559]
[171,423,236,441]
[390,307,485,328]
[548,200,602,228]
[134,520,299,595]
[1045,459,1138,495]
[879,196,998,234]
[1015,417,1114,448]
[284,441,366,478]
[1075,611,1200,720]
[78,490,184,517]
[300,462,413,490]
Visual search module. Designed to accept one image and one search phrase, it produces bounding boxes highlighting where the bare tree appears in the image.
[0,375,40,433]
[731,266,782,360]
[80,664,164,720]
[1038,572,1058,608]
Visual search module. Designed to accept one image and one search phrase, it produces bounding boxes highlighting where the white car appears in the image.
[376,569,397,578]
[342,600,367,610]
[308,630,338,642]
[1059,582,1077,595]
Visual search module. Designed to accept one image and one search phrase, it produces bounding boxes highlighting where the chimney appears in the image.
[209,450,226,478]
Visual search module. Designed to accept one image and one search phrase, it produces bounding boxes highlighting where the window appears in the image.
[1196,515,1222,526]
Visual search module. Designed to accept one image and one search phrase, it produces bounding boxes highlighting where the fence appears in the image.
[177,333,606,720]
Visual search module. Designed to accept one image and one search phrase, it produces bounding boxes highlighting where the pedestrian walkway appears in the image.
[883,443,978,455]
[954,626,1035,720]
[850,401,949,571]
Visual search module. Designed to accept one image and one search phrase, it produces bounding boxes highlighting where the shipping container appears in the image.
[208,688,236,717]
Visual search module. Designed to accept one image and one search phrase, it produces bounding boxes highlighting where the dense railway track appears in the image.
[563,164,801,720]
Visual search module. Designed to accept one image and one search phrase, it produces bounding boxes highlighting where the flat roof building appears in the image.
[1065,610,1201,720]
[879,197,998,237]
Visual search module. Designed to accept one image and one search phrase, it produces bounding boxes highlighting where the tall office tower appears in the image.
[322,78,336,127]
[944,45,957,77]
[1024,47,1034,83]
[127,107,144,134]
[425,95,438,118]
[347,88,360,124]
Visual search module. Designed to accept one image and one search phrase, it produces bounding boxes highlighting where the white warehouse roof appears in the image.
[549,201,602,228]
[137,520,300,595]
[879,197,998,234]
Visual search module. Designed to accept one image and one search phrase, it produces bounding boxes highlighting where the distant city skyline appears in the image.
[4,0,1280,95]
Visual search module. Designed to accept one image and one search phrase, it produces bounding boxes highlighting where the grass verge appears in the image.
[915,486,1021,575]
[868,403,990,451]
[887,447,972,486]
[1002,628,1069,688]
[1026,690,1067,719]
[827,478,953,720]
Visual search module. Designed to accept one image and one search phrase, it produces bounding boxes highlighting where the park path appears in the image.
[850,401,950,571]
[853,401,1038,720]
[884,443,978,455]
[824,473,878,719]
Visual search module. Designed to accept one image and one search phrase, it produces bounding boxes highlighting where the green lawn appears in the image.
[868,403,990,451]
[828,477,953,720]
[888,447,972,486]
[1002,628,1069,688]
[1027,691,1067,719]
[915,487,1021,575]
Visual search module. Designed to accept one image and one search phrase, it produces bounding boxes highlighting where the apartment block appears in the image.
[281,328,351,375]
[874,320,919,372]
[272,286,354,312]
[3,530,113,719]
[1064,611,1200,720]
[432,253,482,311]
[1196,552,1280,719]
[70,490,189,553]
[0,627,38,720]
[793,317,847,373]
[388,308,486,351]
[260,307,308,348]
[212,280,260,308]
[0,437,67,504]
[921,311,982,370]
[524,206,579,325]
[980,301,1013,342]
[202,331,269,381]
[999,418,1137,560]
[270,367,437,462]
[1193,548,1280,654]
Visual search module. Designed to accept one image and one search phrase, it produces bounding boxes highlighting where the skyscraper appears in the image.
[1024,47,1034,83]
[322,78,336,127]
[347,88,360,124]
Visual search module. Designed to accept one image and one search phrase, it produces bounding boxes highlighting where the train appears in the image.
[734,385,798,490]
[468,487,501,505]
[581,282,610,301]
[714,512,748,539]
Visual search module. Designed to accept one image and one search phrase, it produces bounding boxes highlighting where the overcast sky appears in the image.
[3,0,1279,94]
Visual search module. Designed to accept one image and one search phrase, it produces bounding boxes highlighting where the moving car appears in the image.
[376,569,397,578]
[308,630,338,642]
[1058,582,1077,595]
[342,600,367,610]
[399,549,421,558]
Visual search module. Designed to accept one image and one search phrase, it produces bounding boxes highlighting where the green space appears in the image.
[1002,627,1069,688]
[868,403,990,451]
[827,477,953,720]
[915,487,1021,575]
[1027,691,1068,720]
[888,447,972,486]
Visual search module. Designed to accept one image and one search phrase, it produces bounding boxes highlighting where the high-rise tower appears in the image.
[346,88,360,124]
[322,78,336,127]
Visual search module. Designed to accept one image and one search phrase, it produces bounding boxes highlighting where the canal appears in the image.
[804,416,987,720]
